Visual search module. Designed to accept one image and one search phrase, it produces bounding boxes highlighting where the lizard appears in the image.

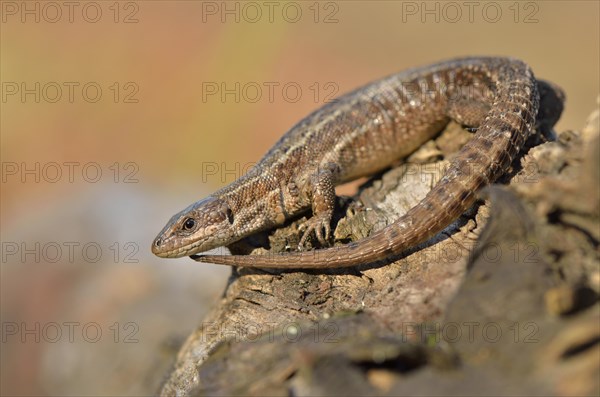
[151,57,564,269]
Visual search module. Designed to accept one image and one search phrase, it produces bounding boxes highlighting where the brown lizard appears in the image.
[151,57,564,268]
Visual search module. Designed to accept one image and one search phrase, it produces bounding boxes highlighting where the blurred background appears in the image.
[1,1,598,395]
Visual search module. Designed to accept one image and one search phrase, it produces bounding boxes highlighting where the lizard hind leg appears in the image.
[298,162,339,249]
[445,80,496,131]
[446,97,492,131]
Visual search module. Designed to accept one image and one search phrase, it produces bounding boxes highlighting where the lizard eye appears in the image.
[183,218,196,230]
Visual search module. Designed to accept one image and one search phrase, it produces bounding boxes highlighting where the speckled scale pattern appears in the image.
[153,57,563,267]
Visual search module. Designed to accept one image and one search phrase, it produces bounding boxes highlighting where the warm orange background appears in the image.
[1,1,598,395]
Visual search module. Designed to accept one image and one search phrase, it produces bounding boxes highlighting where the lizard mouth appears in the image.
[152,239,204,258]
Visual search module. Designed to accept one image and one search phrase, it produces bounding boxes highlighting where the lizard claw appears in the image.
[298,215,332,249]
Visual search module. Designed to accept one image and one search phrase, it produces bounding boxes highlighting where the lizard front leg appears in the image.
[298,162,339,248]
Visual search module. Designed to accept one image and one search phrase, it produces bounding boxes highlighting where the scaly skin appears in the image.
[152,57,564,268]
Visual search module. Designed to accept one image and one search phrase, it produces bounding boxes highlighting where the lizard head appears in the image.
[152,196,236,258]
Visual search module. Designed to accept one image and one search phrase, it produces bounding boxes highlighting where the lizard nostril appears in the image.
[155,238,162,247]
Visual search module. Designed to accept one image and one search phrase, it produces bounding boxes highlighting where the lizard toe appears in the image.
[298,215,332,249]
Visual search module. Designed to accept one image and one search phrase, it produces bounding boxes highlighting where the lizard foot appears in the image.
[298,214,332,249]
